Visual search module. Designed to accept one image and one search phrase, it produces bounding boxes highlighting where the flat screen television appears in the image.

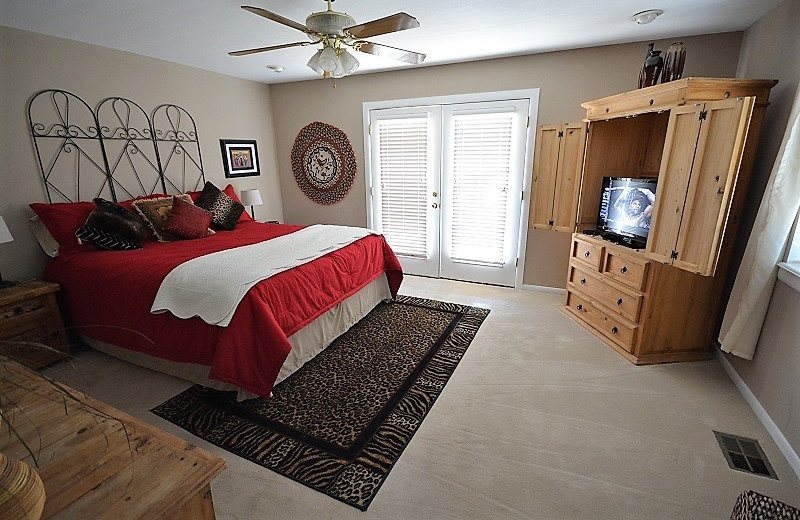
[595,176,658,249]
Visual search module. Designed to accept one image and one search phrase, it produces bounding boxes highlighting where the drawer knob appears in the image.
[580,278,586,285]
[611,326,619,334]
[576,304,583,311]
[620,266,628,274]
[617,298,623,306]
[13,307,23,315]
[584,251,591,258]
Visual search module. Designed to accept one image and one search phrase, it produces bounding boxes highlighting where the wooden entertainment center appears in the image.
[559,78,776,364]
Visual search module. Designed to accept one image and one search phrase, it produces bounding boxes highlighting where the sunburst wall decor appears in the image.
[291,121,356,205]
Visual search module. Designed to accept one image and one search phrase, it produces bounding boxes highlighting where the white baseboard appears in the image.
[715,347,800,479]
[520,284,566,295]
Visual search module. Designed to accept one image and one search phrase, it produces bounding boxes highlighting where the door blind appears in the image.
[448,112,514,265]
[375,117,430,258]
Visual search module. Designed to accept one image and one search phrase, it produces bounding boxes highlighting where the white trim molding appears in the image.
[777,262,800,293]
[521,284,566,295]
[715,347,800,480]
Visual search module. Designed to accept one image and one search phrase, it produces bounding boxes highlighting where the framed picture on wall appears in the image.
[220,139,260,177]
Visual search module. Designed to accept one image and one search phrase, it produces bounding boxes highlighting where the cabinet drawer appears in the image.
[571,237,603,271]
[0,297,47,321]
[0,307,52,338]
[2,321,67,369]
[602,250,650,291]
[565,292,637,352]
[568,263,643,322]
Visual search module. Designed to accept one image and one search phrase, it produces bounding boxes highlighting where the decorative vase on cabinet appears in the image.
[638,42,664,88]
[662,42,686,83]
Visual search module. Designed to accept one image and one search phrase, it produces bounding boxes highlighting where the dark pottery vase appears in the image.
[638,43,663,88]
[662,41,686,83]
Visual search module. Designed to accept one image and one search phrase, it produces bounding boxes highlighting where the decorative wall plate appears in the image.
[291,121,356,205]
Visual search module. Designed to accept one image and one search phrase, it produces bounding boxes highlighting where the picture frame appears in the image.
[220,139,260,178]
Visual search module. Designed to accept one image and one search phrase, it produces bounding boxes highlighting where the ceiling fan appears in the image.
[229,0,426,79]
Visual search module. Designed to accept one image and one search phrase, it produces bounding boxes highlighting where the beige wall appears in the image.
[270,32,743,287]
[0,26,282,281]
[724,0,800,462]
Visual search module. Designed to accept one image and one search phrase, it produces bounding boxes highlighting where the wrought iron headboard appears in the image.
[28,89,205,203]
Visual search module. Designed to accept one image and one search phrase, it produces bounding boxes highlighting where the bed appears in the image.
[27,90,402,398]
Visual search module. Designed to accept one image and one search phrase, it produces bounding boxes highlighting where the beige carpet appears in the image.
[45,275,800,519]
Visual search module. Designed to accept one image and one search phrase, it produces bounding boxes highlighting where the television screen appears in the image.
[597,177,658,248]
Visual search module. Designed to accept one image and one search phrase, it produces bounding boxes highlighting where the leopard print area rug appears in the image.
[151,295,490,510]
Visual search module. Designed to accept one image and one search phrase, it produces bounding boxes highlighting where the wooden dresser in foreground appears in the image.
[0,361,227,519]
[0,280,70,368]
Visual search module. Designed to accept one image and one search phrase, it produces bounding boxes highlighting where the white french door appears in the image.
[368,98,530,287]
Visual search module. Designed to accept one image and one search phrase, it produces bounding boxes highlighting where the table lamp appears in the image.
[0,216,15,288]
[240,189,263,220]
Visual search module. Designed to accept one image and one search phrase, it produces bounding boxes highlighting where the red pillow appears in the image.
[187,184,253,222]
[162,197,213,239]
[29,202,95,252]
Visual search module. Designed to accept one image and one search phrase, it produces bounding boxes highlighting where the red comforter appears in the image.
[45,221,402,397]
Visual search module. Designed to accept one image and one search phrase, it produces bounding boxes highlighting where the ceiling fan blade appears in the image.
[345,12,419,39]
[241,5,311,34]
[229,41,313,57]
[353,41,426,65]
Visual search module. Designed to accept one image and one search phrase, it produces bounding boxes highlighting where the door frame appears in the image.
[362,89,540,288]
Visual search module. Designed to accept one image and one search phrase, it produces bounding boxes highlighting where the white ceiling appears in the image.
[0,0,782,84]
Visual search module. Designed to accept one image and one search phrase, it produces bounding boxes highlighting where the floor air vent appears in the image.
[714,431,778,479]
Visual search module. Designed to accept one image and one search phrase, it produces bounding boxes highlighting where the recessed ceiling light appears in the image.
[267,65,285,73]
[631,9,663,24]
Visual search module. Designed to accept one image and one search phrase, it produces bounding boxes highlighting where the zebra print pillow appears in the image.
[75,198,149,250]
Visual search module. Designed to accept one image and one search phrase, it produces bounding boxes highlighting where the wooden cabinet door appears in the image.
[529,124,561,229]
[672,97,754,275]
[647,104,704,264]
[552,122,587,231]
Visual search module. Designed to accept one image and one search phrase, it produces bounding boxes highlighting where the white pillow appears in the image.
[29,215,60,257]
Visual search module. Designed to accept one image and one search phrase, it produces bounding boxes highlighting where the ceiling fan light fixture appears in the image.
[318,45,339,71]
[306,10,356,36]
[306,49,325,74]
[339,48,359,75]
[631,9,664,24]
[331,58,346,78]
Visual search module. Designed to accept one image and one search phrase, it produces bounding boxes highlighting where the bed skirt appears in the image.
[81,273,392,400]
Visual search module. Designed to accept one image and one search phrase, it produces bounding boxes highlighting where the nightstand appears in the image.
[0,280,70,368]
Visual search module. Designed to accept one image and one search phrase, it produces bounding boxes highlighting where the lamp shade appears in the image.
[318,46,338,72]
[306,49,325,75]
[240,189,263,207]
[0,216,14,244]
[339,49,359,75]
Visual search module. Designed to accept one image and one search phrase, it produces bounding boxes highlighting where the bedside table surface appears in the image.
[0,280,61,306]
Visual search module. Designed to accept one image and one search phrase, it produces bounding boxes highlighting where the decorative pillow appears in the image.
[29,201,96,253]
[118,193,168,213]
[132,194,192,242]
[195,182,245,231]
[187,184,253,222]
[163,197,214,239]
[75,198,149,251]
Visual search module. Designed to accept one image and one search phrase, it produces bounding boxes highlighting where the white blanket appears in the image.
[151,224,375,326]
